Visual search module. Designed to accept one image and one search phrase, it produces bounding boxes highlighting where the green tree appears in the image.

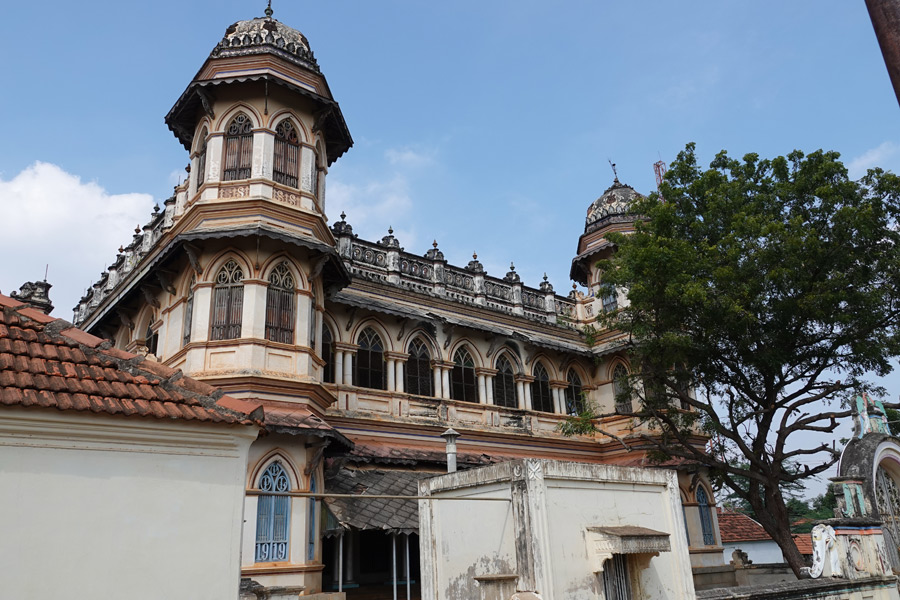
[565,144,900,576]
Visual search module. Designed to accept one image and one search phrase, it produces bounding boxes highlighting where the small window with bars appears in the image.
[613,364,633,414]
[451,347,477,402]
[223,113,253,181]
[256,461,291,563]
[493,355,518,408]
[265,262,295,344]
[355,327,385,390]
[696,486,716,545]
[210,260,244,341]
[273,119,300,188]
[196,127,208,189]
[406,338,433,397]
[531,363,554,412]
[602,554,633,600]
[182,275,195,347]
[601,283,618,313]
[322,326,335,383]
[564,369,584,416]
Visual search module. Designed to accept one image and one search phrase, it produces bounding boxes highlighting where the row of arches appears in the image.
[321,326,594,416]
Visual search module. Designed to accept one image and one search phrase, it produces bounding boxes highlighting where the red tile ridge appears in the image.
[0,296,25,309]
[59,327,105,348]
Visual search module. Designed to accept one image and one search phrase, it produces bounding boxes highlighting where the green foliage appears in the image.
[886,407,900,437]
[587,143,900,573]
[581,324,598,347]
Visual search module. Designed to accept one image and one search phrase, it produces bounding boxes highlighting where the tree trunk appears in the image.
[748,484,808,577]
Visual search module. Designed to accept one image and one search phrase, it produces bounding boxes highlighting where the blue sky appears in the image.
[1,1,896,492]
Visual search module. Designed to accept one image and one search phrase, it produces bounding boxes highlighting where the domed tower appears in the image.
[569,176,643,307]
[164,4,352,242]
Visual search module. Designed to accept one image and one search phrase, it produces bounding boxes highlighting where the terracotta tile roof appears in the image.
[792,532,813,555]
[325,467,428,534]
[0,293,262,426]
[263,404,353,451]
[716,508,772,543]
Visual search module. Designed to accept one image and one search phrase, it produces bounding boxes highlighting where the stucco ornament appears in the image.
[807,524,842,578]
[854,393,890,438]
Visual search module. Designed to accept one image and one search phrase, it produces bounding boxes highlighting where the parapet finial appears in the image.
[608,159,619,184]
[265,0,273,18]
[433,240,439,249]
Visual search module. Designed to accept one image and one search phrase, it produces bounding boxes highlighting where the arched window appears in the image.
[265,262,295,344]
[355,327,385,390]
[564,370,584,416]
[600,283,618,313]
[451,347,478,402]
[223,113,253,181]
[531,363,554,412]
[696,486,715,545]
[182,275,195,347]
[406,338,433,397]
[273,119,300,188]
[210,260,244,340]
[196,127,208,189]
[145,323,159,357]
[493,356,517,408]
[256,461,291,562]
[307,475,318,561]
[309,289,318,352]
[322,326,335,383]
[613,364,632,414]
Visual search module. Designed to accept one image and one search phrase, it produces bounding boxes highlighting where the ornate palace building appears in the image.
[71,7,723,598]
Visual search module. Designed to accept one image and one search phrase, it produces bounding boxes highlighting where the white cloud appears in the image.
[327,175,419,251]
[0,162,155,319]
[848,141,900,179]
[385,147,436,168]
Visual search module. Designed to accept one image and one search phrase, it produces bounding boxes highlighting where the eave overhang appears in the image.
[164,73,352,165]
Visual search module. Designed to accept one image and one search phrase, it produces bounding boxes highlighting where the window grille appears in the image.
[355,328,385,390]
[196,127,208,188]
[406,339,433,397]
[273,119,300,188]
[451,347,478,402]
[696,486,715,545]
[223,113,253,181]
[307,476,317,561]
[210,260,244,340]
[265,262,295,344]
[322,326,335,383]
[602,554,632,600]
[182,275,195,347]
[493,356,517,408]
[564,370,584,415]
[613,364,632,414]
[256,461,291,562]
[145,323,159,357]
[531,363,554,412]
[601,283,618,313]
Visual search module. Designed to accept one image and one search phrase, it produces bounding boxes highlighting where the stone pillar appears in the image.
[387,358,396,391]
[477,374,487,404]
[522,377,534,411]
[335,349,345,385]
[343,351,354,386]
[486,375,495,405]
[441,366,451,400]
[433,363,443,398]
[516,380,526,411]
[395,359,405,394]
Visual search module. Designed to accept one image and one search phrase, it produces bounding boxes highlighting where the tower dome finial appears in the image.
[265,0,273,18]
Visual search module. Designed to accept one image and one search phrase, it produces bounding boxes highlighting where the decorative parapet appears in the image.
[74,202,170,325]
[334,225,578,327]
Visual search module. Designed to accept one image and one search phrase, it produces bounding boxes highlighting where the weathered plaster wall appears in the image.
[0,407,256,600]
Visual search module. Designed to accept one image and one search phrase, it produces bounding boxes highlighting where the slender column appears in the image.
[516,381,526,410]
[345,530,356,584]
[433,363,442,398]
[405,534,411,600]
[395,360,405,393]
[343,352,353,385]
[477,374,487,404]
[486,376,495,405]
[335,350,344,385]
[552,387,563,414]
[524,380,533,411]
[441,367,451,400]
[335,532,343,591]
[387,358,396,391]
[392,533,398,600]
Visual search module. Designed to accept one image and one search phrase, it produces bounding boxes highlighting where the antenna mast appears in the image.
[653,159,667,202]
